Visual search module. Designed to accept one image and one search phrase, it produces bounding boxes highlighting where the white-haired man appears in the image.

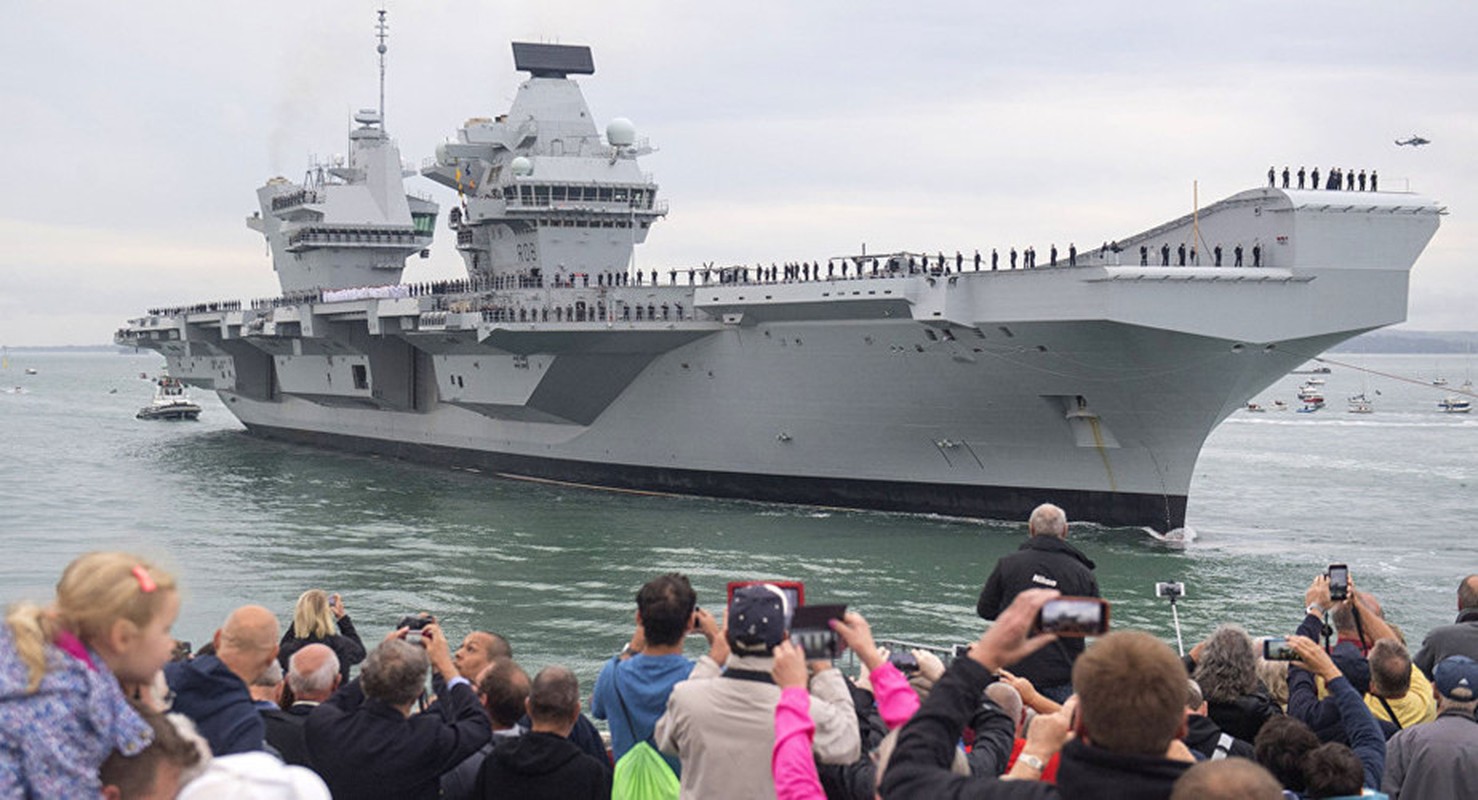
[976,503,1099,702]
[264,643,340,768]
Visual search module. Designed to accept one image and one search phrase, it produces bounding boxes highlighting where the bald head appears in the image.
[527,665,580,732]
[1459,575,1478,610]
[214,605,281,686]
[476,657,531,729]
[455,630,512,680]
[1028,503,1068,539]
[287,643,341,702]
[1171,759,1283,800]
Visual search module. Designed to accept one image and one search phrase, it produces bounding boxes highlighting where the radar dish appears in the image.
[510,156,533,177]
[607,118,637,147]
[511,42,594,78]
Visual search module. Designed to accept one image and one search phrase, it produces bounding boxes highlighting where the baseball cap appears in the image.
[1433,655,1478,701]
[729,583,792,653]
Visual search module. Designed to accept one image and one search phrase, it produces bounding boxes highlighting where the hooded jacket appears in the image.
[165,654,264,755]
[473,730,610,800]
[0,626,153,799]
[976,536,1099,688]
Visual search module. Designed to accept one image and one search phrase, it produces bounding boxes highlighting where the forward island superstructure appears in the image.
[118,24,1443,532]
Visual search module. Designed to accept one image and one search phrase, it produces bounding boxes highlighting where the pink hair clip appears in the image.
[131,565,157,593]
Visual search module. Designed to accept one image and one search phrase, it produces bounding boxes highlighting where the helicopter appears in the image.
[1395,135,1430,147]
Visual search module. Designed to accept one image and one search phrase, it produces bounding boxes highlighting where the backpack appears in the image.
[609,661,680,800]
[612,739,679,800]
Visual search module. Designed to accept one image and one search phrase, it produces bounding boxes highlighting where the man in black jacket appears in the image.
[977,504,1099,702]
[475,665,610,799]
[305,624,492,800]
[263,643,340,769]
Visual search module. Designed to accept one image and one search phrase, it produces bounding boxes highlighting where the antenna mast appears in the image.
[375,9,389,125]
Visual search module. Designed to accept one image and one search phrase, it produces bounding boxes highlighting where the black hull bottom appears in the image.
[245,423,1187,531]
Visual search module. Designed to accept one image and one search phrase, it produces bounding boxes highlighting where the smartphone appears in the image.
[1033,597,1110,637]
[789,604,846,660]
[1327,564,1349,601]
[1154,582,1185,599]
[1263,637,1299,661]
[888,650,920,674]
[726,580,805,616]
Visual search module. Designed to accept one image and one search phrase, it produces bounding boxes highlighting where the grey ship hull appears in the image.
[207,316,1344,531]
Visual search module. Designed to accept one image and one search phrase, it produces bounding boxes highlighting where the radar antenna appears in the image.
[375,9,389,125]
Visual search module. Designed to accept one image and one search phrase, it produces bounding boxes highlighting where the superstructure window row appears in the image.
[503,184,654,209]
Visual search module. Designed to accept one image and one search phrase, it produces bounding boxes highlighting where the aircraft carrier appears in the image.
[117,26,1443,532]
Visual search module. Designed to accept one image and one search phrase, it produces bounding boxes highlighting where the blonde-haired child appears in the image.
[0,552,181,796]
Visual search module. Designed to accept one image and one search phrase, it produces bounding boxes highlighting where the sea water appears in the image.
[1,351,1474,683]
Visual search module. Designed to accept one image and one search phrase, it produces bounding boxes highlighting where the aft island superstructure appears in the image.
[118,28,1443,532]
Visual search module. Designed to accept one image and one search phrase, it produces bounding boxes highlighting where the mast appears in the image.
[375,8,388,125]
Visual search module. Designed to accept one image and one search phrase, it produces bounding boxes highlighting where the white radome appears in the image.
[606,117,636,147]
[509,155,533,176]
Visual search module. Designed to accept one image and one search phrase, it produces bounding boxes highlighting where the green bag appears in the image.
[611,739,679,800]
[609,658,680,800]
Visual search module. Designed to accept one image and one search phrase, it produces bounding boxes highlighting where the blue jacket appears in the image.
[1289,671,1385,790]
[1287,614,1399,744]
[590,652,697,773]
[165,655,264,755]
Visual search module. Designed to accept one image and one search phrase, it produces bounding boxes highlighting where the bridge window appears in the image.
[351,364,368,390]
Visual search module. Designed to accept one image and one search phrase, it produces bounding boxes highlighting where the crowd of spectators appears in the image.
[3,521,1476,799]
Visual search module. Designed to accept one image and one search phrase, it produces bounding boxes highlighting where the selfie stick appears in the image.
[1166,592,1185,657]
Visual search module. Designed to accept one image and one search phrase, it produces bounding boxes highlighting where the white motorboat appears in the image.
[136,377,202,421]
[1437,396,1471,414]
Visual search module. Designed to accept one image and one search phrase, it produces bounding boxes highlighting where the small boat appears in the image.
[24,368,38,375]
[1245,402,1266,413]
[1437,396,1471,414]
[1297,404,1321,413]
[1432,377,1448,387]
[1272,400,1289,411]
[1348,400,1373,414]
[136,377,202,421]
[1302,378,1326,387]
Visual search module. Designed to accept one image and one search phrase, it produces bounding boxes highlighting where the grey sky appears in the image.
[2,1,1474,345]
